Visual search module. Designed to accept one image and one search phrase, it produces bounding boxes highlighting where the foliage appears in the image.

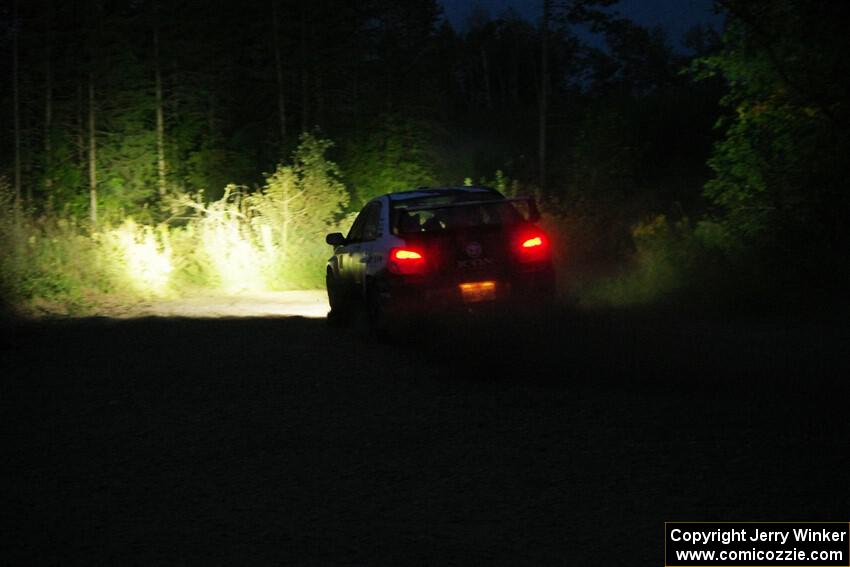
[693,1,850,279]
[574,214,728,308]
[103,219,174,296]
[167,133,351,292]
[0,135,352,313]
[257,134,352,285]
[0,179,131,314]
[341,116,439,207]
[14,0,834,314]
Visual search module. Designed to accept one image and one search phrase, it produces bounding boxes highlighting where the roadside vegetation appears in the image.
[0,134,353,315]
[1,1,847,317]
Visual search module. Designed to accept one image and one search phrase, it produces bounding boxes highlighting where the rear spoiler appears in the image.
[395,196,541,222]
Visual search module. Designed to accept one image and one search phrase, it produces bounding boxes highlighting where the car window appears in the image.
[392,195,522,234]
[361,202,382,241]
[347,207,368,242]
[346,201,381,243]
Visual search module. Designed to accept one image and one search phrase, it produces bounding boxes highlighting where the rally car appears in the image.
[324,186,555,329]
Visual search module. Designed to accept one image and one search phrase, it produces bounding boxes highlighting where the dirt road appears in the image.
[2,302,848,564]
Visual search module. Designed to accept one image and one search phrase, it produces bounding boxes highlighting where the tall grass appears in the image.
[542,209,732,309]
[0,186,122,314]
[0,135,352,315]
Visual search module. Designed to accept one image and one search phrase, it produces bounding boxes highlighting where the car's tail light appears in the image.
[515,229,550,262]
[389,247,427,275]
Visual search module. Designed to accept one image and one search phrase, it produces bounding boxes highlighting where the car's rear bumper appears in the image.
[380,265,555,318]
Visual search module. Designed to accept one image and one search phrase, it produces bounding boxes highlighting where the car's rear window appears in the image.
[391,193,523,235]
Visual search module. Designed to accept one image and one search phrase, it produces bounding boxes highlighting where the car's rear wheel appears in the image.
[361,277,412,341]
[326,270,352,326]
[365,282,390,338]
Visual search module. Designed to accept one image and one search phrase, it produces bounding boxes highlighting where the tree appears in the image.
[43,0,53,193]
[697,0,850,267]
[11,0,21,209]
[88,75,97,225]
[341,115,438,206]
[539,0,617,188]
[153,0,167,198]
[260,133,349,257]
[271,0,287,154]
[87,0,99,225]
[539,0,551,189]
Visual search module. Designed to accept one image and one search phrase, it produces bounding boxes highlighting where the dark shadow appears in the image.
[3,310,849,564]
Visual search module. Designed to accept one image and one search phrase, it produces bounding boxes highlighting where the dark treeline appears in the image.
[1,0,848,307]
[1,0,719,217]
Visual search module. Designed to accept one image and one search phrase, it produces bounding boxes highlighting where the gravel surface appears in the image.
[2,305,849,564]
[79,291,331,319]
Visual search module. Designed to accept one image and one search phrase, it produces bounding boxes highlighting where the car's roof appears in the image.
[384,186,502,202]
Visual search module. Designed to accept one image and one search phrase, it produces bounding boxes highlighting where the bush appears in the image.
[0,182,126,313]
[570,214,736,309]
[0,134,354,314]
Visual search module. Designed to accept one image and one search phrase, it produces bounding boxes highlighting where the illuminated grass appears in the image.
[111,219,174,296]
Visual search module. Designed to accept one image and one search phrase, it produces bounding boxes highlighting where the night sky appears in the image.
[441,0,723,48]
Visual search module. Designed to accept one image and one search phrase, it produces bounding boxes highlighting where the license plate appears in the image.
[459,281,497,303]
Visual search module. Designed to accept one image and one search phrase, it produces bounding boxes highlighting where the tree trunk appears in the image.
[74,0,85,168]
[76,79,85,165]
[496,56,507,109]
[153,1,167,198]
[300,0,309,131]
[44,0,54,191]
[272,0,287,152]
[314,66,324,129]
[538,0,551,189]
[481,47,492,110]
[12,0,21,209]
[88,75,97,226]
[511,43,519,104]
[352,64,361,130]
[24,72,33,204]
[88,0,101,226]
[282,182,289,259]
[171,58,183,192]
[208,92,216,138]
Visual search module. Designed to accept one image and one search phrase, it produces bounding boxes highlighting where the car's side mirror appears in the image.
[326,232,346,247]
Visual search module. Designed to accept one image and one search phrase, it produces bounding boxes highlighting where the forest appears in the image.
[1,0,848,315]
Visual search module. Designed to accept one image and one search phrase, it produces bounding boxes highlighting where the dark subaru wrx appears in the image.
[324,186,555,329]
